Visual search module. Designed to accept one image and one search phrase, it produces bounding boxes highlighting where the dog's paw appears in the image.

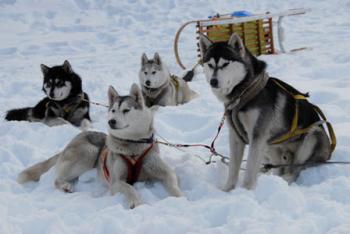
[62,183,74,193]
[55,180,74,193]
[222,183,235,192]
[79,119,92,131]
[281,173,297,184]
[169,187,183,197]
[129,199,143,209]
[242,181,256,190]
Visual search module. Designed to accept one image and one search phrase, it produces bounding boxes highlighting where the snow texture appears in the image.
[1,0,350,233]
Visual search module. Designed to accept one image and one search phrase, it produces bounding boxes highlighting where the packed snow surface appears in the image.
[1,0,350,233]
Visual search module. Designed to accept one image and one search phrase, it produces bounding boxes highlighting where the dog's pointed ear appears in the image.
[40,64,50,76]
[153,52,162,66]
[199,34,213,57]
[108,85,119,107]
[228,33,246,57]
[130,83,144,108]
[141,53,148,67]
[62,60,73,73]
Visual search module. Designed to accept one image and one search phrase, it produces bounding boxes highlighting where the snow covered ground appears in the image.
[1,0,350,233]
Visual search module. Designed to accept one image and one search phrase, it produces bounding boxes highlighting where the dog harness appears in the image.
[100,143,155,185]
[225,72,336,154]
[170,75,180,91]
[143,75,180,106]
[45,93,85,117]
[269,79,336,153]
[225,71,269,144]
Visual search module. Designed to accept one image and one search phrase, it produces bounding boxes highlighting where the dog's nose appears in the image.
[145,80,151,86]
[210,79,218,88]
[108,119,116,128]
[49,90,55,98]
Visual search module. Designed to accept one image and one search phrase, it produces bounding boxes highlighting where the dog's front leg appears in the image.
[42,107,69,126]
[223,125,245,192]
[242,141,264,189]
[79,118,92,131]
[161,168,183,197]
[146,160,183,197]
[44,117,70,126]
[110,180,142,209]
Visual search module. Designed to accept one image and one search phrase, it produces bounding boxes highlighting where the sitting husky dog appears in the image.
[139,52,198,107]
[5,60,91,127]
[17,84,182,209]
[199,33,333,190]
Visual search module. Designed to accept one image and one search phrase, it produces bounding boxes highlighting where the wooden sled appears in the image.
[174,8,310,70]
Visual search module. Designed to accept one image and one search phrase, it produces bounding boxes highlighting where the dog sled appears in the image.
[174,8,310,70]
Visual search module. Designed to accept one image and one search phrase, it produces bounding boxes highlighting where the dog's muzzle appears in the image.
[210,78,218,88]
[108,119,129,130]
[108,119,117,129]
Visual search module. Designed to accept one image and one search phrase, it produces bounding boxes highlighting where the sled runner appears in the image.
[174,8,310,69]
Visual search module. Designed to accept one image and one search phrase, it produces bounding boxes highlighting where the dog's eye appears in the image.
[123,109,130,114]
[221,62,230,69]
[111,109,115,113]
[152,71,156,75]
[208,64,214,69]
[144,71,148,75]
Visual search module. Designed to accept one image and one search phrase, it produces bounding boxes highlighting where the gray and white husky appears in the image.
[199,33,332,190]
[139,52,198,107]
[17,84,182,209]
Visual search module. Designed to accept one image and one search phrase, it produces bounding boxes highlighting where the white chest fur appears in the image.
[237,108,260,141]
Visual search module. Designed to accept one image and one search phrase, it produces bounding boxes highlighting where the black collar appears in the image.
[110,134,154,144]
[142,80,170,97]
[143,86,159,93]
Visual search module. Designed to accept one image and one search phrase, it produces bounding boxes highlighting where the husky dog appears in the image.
[199,33,332,190]
[139,52,198,107]
[5,60,91,127]
[17,84,182,209]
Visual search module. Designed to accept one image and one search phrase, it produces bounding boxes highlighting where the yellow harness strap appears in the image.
[170,75,180,92]
[63,106,72,113]
[270,79,336,153]
[170,75,181,103]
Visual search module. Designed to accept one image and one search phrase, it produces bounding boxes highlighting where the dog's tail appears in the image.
[5,107,32,121]
[17,153,60,184]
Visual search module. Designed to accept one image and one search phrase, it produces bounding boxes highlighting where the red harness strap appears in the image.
[100,146,111,182]
[100,143,154,185]
[120,143,154,185]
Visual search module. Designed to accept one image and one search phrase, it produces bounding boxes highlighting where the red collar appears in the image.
[101,143,154,185]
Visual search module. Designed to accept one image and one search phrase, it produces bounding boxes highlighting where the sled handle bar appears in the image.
[173,20,198,70]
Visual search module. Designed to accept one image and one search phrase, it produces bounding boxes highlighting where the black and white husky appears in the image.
[199,33,333,190]
[139,52,198,107]
[17,84,182,209]
[5,60,91,127]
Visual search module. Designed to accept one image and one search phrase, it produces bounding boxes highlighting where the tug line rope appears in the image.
[85,100,347,171]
